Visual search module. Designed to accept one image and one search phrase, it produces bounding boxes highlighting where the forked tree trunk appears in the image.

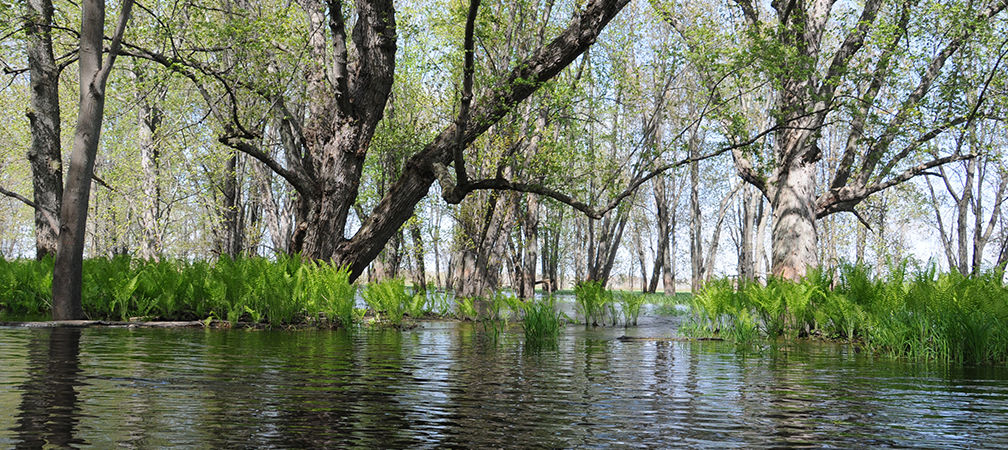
[25,0,63,260]
[52,0,133,320]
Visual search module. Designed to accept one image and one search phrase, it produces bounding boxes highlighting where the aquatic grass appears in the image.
[0,255,361,327]
[521,296,564,347]
[456,297,478,321]
[616,292,645,326]
[685,263,1008,364]
[574,281,614,326]
[362,278,411,326]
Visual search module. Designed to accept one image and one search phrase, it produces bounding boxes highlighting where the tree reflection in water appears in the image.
[14,328,85,447]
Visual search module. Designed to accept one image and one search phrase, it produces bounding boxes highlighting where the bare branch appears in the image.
[0,186,36,209]
[454,0,481,187]
[818,153,975,217]
[219,135,317,196]
[96,0,134,86]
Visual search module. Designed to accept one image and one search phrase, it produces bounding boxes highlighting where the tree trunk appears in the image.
[24,0,63,260]
[52,0,133,320]
[634,226,648,292]
[648,174,669,294]
[137,68,162,260]
[218,151,244,258]
[410,222,426,293]
[521,193,539,299]
[689,136,702,292]
[738,185,757,282]
[770,159,819,281]
[752,194,768,282]
[956,155,975,274]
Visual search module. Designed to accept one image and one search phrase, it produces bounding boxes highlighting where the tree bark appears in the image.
[409,222,426,293]
[137,68,163,260]
[689,133,702,292]
[52,0,134,320]
[24,0,63,260]
[770,158,818,280]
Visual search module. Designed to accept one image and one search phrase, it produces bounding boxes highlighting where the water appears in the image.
[1,310,1007,448]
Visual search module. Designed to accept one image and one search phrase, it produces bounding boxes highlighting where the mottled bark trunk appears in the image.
[521,194,539,299]
[634,228,648,292]
[689,141,702,292]
[25,0,62,260]
[52,0,133,320]
[770,160,819,281]
[955,156,975,274]
[753,195,768,281]
[137,80,162,260]
[218,151,244,258]
[649,174,671,294]
[294,146,366,260]
[738,185,757,282]
[410,223,426,293]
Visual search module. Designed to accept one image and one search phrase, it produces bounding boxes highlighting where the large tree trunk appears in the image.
[770,159,819,281]
[24,0,63,260]
[52,0,133,320]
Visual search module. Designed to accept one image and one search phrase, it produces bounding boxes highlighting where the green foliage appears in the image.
[616,292,645,326]
[521,296,564,348]
[685,264,1008,364]
[0,258,53,320]
[574,281,615,326]
[0,255,359,328]
[362,278,412,326]
[456,297,478,321]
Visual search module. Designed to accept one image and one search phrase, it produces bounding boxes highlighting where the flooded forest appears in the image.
[1,0,1008,446]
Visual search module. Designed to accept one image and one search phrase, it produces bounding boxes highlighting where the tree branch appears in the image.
[817,153,975,217]
[0,186,36,209]
[96,0,134,87]
[454,0,481,187]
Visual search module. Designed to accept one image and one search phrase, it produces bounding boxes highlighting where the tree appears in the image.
[51,0,134,320]
[659,0,1008,280]
[23,0,63,259]
[123,0,631,282]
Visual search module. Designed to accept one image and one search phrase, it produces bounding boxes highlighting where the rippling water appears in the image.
[1,312,1007,447]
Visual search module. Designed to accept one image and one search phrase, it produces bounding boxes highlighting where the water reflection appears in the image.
[14,328,85,448]
[1,324,1007,447]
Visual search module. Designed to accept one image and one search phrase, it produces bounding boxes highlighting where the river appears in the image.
[1,308,1006,447]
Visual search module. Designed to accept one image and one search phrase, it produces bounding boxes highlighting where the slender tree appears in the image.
[51,0,134,320]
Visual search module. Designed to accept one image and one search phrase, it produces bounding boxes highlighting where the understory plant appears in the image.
[521,296,564,347]
[686,263,1008,364]
[574,281,615,326]
[362,278,411,326]
[617,292,645,326]
[1,255,361,327]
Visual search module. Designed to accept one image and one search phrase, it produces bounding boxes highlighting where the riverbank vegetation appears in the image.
[0,257,562,335]
[0,0,1006,365]
[686,264,1008,365]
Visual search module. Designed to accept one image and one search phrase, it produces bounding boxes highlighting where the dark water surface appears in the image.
[2,313,1007,448]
